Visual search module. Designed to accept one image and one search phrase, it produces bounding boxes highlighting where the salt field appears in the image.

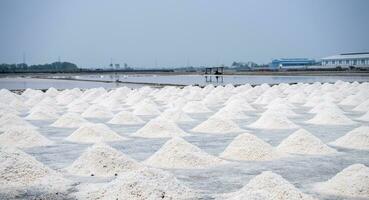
[1,81,369,199]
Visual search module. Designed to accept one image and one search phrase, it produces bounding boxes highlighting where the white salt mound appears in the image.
[249,112,299,130]
[0,146,71,198]
[306,109,356,125]
[192,118,243,134]
[77,167,197,200]
[220,133,284,161]
[277,129,337,155]
[330,126,369,150]
[51,113,89,128]
[66,143,141,177]
[0,114,38,132]
[182,101,212,113]
[211,107,249,120]
[66,123,126,143]
[108,111,145,125]
[0,127,53,148]
[25,110,60,120]
[223,171,316,200]
[358,111,369,122]
[133,119,189,138]
[145,137,227,169]
[157,108,195,123]
[314,164,369,198]
[81,105,114,119]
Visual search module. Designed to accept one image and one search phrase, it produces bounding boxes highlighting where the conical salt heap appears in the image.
[306,108,356,125]
[192,118,243,134]
[358,111,369,121]
[0,113,38,132]
[145,137,227,169]
[51,113,89,128]
[77,167,197,200]
[314,164,369,198]
[25,109,60,120]
[157,108,194,123]
[108,111,145,125]
[211,106,249,120]
[66,123,126,143]
[0,146,71,198]
[223,171,316,200]
[353,99,369,112]
[65,143,142,177]
[277,129,337,155]
[308,101,344,114]
[220,133,284,161]
[182,101,211,113]
[67,100,90,113]
[133,118,189,138]
[81,104,114,119]
[132,102,161,116]
[249,112,299,130]
[0,127,53,148]
[224,99,255,112]
[330,126,369,150]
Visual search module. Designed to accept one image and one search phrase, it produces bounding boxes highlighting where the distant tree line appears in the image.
[0,62,80,73]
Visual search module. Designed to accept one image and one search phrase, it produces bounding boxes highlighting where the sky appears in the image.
[0,0,369,68]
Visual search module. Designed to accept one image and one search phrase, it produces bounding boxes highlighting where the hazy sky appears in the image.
[1,0,369,68]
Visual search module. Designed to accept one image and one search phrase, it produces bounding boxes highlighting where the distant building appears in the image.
[321,52,369,69]
[269,58,316,70]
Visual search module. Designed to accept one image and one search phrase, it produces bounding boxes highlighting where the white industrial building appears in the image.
[321,52,369,69]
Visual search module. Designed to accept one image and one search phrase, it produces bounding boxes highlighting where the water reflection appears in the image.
[205,75,224,84]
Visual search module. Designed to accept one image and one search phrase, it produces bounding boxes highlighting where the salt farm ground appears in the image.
[1,81,369,199]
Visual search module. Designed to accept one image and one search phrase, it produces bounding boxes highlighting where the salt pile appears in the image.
[0,127,53,148]
[133,118,189,138]
[157,108,195,123]
[66,143,141,177]
[353,99,369,112]
[25,109,60,121]
[67,100,90,113]
[0,113,38,132]
[223,171,316,200]
[108,111,145,125]
[225,99,255,112]
[249,112,299,130]
[306,109,356,125]
[308,101,344,114]
[0,146,71,198]
[77,167,197,200]
[66,123,126,143]
[81,105,114,119]
[182,101,212,113]
[314,164,369,198]
[220,133,284,161]
[358,111,369,121]
[192,118,243,134]
[132,99,161,116]
[211,106,249,120]
[145,137,227,169]
[330,126,369,150]
[277,129,337,155]
[51,113,89,128]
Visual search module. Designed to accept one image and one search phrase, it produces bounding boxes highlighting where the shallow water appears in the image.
[21,102,369,200]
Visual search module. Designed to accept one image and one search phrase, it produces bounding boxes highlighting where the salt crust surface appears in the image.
[66,143,142,177]
[330,126,369,150]
[0,127,53,148]
[133,118,189,138]
[277,129,337,155]
[222,171,316,200]
[220,133,284,161]
[66,123,126,143]
[314,164,369,198]
[76,167,197,200]
[145,137,227,169]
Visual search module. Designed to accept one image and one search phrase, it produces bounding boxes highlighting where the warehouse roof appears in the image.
[322,52,369,60]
